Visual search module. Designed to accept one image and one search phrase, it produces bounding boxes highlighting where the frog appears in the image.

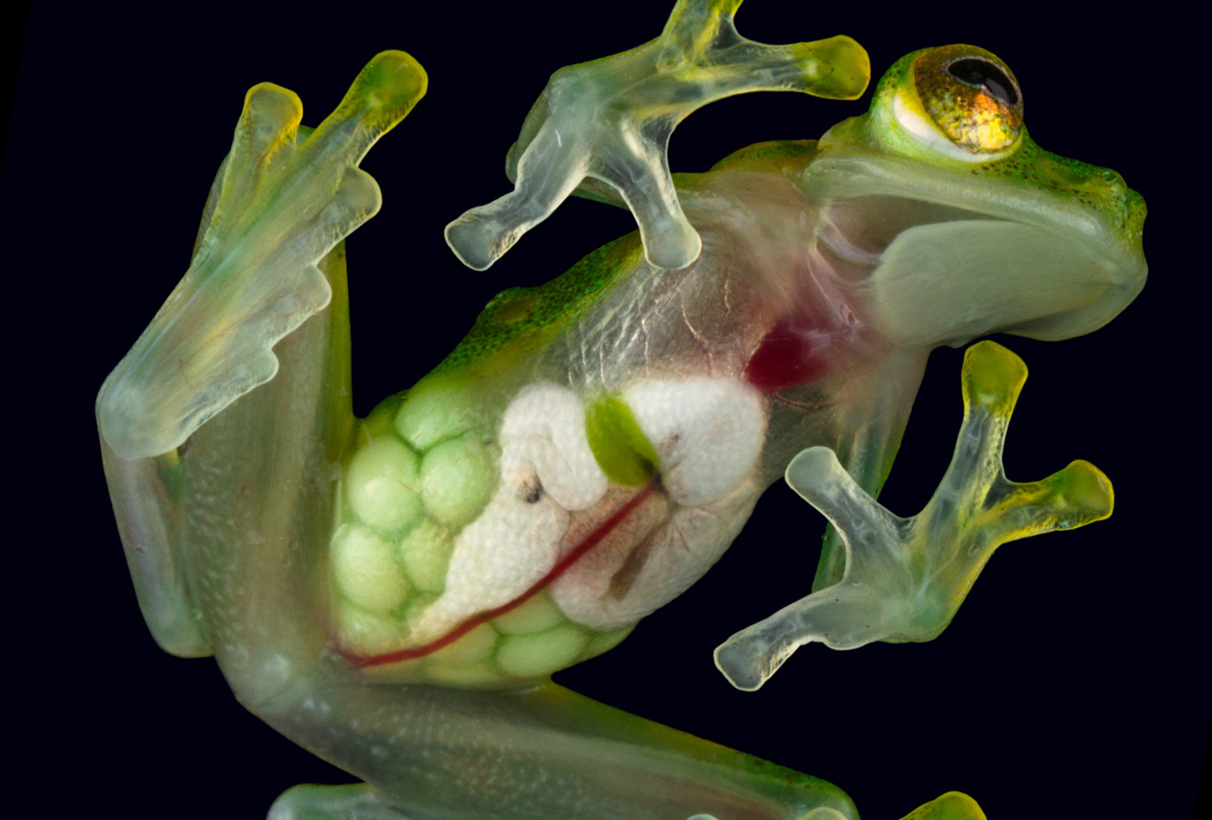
[95,1,1145,819]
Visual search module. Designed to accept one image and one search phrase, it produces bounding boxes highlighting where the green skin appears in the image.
[97,3,1144,819]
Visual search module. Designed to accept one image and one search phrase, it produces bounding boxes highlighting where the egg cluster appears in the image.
[329,383,632,687]
[329,376,767,687]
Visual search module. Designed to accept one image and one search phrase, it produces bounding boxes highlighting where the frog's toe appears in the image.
[896,792,986,820]
[268,783,410,820]
[714,574,886,691]
[443,126,582,270]
[714,341,1113,691]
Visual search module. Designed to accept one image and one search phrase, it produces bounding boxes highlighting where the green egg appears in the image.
[496,624,588,679]
[395,383,476,451]
[346,436,424,532]
[398,518,455,594]
[492,590,567,635]
[331,524,410,612]
[419,435,497,529]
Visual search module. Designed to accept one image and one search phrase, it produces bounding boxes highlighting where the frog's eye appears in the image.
[895,45,1024,160]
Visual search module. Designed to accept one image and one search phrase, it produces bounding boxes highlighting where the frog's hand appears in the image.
[96,52,426,460]
[714,341,1113,691]
[444,0,868,272]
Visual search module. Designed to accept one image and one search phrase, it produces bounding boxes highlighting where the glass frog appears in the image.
[96,2,1145,819]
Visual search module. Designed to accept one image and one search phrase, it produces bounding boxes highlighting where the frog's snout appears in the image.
[1102,171,1146,248]
[1093,165,1145,245]
[1062,161,1146,248]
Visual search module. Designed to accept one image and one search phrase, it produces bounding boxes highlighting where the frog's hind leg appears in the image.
[715,341,1114,691]
[97,52,426,658]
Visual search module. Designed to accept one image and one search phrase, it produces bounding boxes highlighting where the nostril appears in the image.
[1100,168,1126,190]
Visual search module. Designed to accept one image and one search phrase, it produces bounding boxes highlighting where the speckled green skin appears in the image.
[979,136,1146,241]
[433,234,642,375]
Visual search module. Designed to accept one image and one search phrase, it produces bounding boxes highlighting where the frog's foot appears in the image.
[444,0,868,272]
[268,784,410,819]
[97,52,426,460]
[714,341,1113,691]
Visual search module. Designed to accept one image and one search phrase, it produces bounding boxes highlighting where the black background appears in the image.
[5,2,1207,818]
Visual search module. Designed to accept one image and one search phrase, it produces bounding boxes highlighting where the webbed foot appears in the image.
[715,341,1113,691]
[444,0,868,271]
[97,52,426,459]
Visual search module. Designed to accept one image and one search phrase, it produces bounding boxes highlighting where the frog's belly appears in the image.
[329,378,767,687]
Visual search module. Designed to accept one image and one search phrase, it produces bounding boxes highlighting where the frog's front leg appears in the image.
[444,0,868,271]
[715,341,1114,691]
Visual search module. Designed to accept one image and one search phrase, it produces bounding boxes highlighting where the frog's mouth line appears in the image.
[340,480,661,668]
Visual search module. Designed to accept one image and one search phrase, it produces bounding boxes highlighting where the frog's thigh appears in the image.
[268,784,409,820]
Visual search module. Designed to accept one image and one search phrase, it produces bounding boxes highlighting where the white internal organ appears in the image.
[552,376,767,629]
[499,383,608,511]
[412,377,766,644]
[623,377,766,507]
[551,479,759,630]
[409,383,605,644]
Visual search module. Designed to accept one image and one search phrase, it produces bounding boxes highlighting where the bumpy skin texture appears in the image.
[97,1,1145,819]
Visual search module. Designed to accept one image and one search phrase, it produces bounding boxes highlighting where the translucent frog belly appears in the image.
[329,376,767,686]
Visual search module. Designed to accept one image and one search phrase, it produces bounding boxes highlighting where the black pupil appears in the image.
[947,59,1018,106]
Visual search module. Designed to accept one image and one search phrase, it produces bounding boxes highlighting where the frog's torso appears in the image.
[328,141,918,686]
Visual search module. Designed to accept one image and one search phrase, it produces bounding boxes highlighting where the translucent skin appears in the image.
[96,2,1145,819]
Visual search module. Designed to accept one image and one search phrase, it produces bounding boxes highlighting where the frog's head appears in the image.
[806,45,1146,348]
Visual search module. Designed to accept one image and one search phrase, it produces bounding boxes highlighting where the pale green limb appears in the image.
[811,351,927,592]
[444,0,868,272]
[99,441,210,657]
[97,51,426,460]
[714,341,1113,691]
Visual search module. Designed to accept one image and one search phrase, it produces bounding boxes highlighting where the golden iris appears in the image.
[913,45,1023,152]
